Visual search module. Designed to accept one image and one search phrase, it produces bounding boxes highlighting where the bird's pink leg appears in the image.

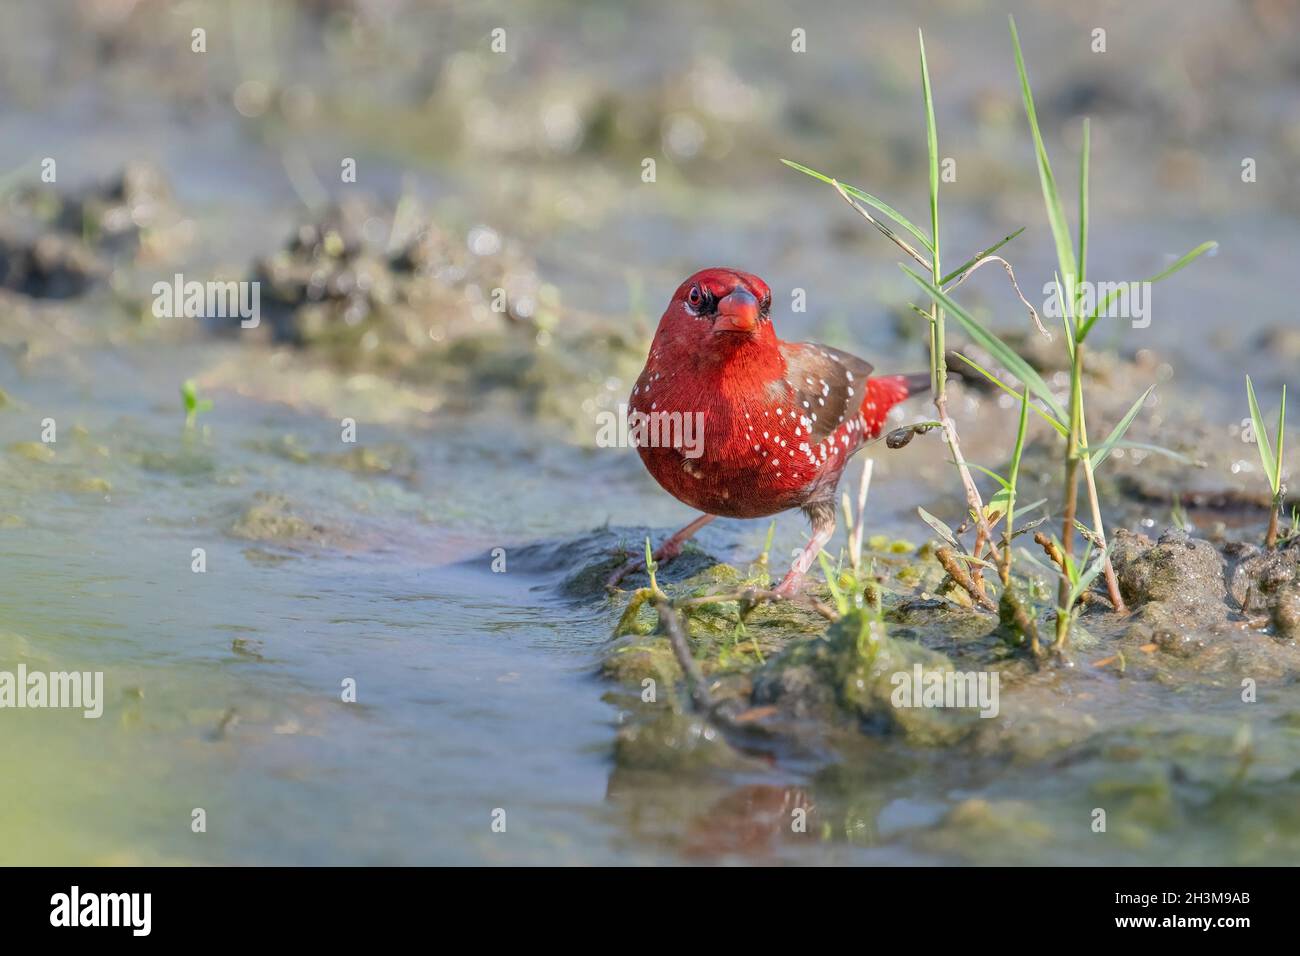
[606,514,717,589]
[774,517,837,598]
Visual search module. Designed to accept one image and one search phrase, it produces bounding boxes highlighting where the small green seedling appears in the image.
[817,551,850,616]
[758,519,776,567]
[644,536,662,596]
[1245,376,1287,547]
[181,379,213,429]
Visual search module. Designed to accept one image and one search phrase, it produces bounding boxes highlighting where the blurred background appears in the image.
[1,0,1298,865]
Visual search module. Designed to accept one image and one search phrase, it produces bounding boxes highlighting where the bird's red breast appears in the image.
[628,267,921,519]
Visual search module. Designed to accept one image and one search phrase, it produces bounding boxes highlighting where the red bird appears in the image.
[609,267,928,595]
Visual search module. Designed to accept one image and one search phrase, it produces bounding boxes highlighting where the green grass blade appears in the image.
[952,352,1069,437]
[1276,384,1287,494]
[903,266,1068,422]
[1053,272,1076,361]
[1006,387,1031,524]
[1103,441,1201,465]
[1078,240,1218,340]
[1015,544,1058,579]
[1009,15,1077,291]
[1068,551,1107,607]
[781,159,934,252]
[919,29,940,271]
[1077,118,1090,303]
[940,227,1025,286]
[1087,385,1154,469]
[916,506,961,549]
[964,462,1012,490]
[818,552,849,615]
[1014,497,1049,517]
[1246,375,1278,494]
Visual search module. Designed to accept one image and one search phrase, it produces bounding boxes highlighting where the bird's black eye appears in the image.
[687,285,704,309]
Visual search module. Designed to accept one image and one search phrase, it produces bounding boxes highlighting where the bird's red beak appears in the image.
[713,289,760,334]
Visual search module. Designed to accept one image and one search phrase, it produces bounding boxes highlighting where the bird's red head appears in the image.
[654,267,776,354]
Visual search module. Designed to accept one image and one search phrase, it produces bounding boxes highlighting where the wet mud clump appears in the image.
[242,200,549,351]
[1106,528,1300,677]
[1227,539,1300,641]
[227,200,645,432]
[227,492,358,551]
[0,233,105,299]
[752,610,979,745]
[0,162,180,298]
[583,508,1300,776]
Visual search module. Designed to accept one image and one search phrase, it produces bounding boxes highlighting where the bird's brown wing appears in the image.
[778,342,874,446]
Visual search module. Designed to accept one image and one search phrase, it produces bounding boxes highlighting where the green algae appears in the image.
[754,610,976,745]
[248,434,416,481]
[228,493,342,548]
[8,441,54,463]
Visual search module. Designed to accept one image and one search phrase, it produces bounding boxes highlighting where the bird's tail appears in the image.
[869,372,931,405]
[861,372,931,437]
[897,371,932,397]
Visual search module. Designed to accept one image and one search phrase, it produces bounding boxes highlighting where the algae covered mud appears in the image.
[2,1,1300,866]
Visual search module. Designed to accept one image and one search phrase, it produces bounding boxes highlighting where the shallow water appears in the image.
[5,334,1299,866]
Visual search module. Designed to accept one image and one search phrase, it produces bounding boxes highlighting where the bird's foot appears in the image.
[774,516,835,599]
[605,557,645,590]
[605,514,716,591]
[772,569,806,599]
